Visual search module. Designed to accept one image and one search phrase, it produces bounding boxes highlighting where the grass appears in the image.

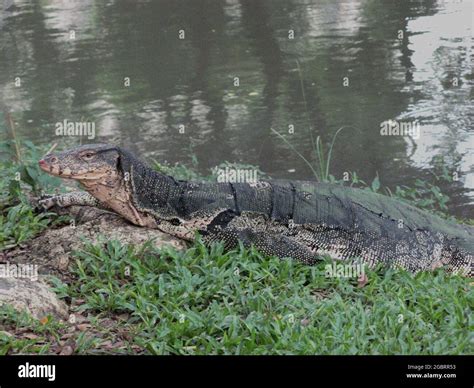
[0,302,135,355]
[271,125,348,183]
[0,304,66,355]
[2,238,472,355]
[0,203,57,249]
[0,139,68,250]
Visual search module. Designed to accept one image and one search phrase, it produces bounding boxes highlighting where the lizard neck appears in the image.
[79,169,161,227]
[79,170,123,204]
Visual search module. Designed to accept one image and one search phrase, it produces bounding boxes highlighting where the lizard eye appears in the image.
[81,152,95,161]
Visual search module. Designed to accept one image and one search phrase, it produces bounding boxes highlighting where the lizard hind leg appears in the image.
[203,226,319,265]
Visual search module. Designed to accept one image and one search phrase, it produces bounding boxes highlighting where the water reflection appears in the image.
[0,0,472,217]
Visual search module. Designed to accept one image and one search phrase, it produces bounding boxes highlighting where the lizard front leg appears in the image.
[38,191,104,210]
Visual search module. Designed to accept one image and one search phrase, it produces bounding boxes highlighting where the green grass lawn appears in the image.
[1,238,472,355]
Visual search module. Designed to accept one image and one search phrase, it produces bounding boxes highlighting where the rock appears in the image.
[4,205,187,276]
[58,256,69,271]
[0,277,68,320]
[1,203,187,322]
[59,345,74,355]
[76,323,91,332]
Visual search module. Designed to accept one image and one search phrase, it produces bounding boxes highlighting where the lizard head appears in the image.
[38,143,121,181]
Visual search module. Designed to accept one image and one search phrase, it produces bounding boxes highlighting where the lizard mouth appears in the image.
[38,157,74,178]
[39,157,57,174]
[38,159,48,169]
[38,158,108,180]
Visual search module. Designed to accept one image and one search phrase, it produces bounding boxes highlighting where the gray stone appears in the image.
[0,277,68,320]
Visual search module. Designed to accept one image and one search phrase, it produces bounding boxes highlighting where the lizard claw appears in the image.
[37,195,57,211]
[39,194,54,199]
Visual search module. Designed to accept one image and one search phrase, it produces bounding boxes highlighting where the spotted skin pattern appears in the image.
[38,144,473,276]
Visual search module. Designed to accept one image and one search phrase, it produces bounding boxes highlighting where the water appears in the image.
[0,0,473,217]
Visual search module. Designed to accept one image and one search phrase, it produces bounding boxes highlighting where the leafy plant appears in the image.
[0,203,58,248]
[45,238,474,355]
[0,136,68,249]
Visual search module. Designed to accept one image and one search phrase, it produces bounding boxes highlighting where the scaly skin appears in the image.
[38,144,473,276]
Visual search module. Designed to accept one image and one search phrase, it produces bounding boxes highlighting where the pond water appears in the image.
[0,0,473,217]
